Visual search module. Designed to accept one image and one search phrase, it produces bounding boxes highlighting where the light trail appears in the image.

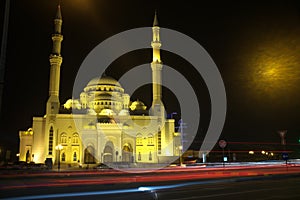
[2,188,141,200]
[4,172,300,200]
[2,164,300,191]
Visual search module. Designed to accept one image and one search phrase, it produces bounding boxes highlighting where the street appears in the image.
[1,164,300,199]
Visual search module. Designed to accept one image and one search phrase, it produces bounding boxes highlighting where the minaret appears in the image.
[150,11,165,122]
[46,4,63,115]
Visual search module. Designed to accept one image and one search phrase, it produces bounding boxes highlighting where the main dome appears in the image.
[80,75,130,115]
[87,76,121,87]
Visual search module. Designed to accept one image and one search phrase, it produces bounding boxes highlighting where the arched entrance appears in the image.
[103,141,114,163]
[84,146,96,164]
[122,144,133,162]
[103,146,113,162]
[26,150,30,163]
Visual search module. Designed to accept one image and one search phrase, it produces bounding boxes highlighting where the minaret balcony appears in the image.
[151,41,161,48]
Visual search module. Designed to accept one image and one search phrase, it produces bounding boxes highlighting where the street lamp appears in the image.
[178,145,183,166]
[55,144,63,172]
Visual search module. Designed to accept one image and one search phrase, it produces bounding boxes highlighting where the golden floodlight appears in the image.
[241,34,300,101]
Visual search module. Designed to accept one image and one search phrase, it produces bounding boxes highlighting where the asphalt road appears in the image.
[154,175,300,200]
[1,165,300,200]
[2,174,300,200]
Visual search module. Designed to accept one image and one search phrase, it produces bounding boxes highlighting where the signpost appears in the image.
[282,152,288,161]
[218,140,227,167]
[278,130,288,167]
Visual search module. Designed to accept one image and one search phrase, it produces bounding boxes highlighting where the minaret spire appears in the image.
[151,11,162,99]
[153,10,159,27]
[150,11,165,122]
[46,3,63,115]
[56,3,62,20]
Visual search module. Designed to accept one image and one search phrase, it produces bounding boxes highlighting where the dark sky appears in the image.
[1,0,300,152]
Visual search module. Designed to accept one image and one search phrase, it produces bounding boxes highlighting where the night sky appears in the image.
[0,0,300,153]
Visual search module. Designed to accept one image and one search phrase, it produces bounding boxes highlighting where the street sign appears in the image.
[218,140,227,149]
[282,153,289,161]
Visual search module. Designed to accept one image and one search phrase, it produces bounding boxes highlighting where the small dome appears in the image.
[100,109,115,116]
[119,109,130,116]
[64,99,81,109]
[130,100,147,111]
[87,109,97,115]
[87,76,121,87]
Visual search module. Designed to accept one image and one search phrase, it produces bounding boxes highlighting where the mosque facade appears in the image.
[18,5,182,167]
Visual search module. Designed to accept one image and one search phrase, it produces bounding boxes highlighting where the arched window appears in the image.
[72,133,79,144]
[157,129,161,154]
[84,146,95,164]
[61,152,66,162]
[73,152,77,162]
[60,133,67,144]
[26,150,30,163]
[147,134,154,145]
[136,133,143,146]
[48,127,54,155]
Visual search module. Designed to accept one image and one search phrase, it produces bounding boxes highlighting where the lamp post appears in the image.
[178,145,183,166]
[55,144,63,172]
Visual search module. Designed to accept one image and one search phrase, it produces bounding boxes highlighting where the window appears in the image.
[72,133,79,144]
[149,151,152,161]
[73,152,77,161]
[138,152,141,161]
[60,133,67,144]
[61,152,66,162]
[48,127,54,155]
[136,133,143,146]
[147,134,154,145]
[157,130,161,154]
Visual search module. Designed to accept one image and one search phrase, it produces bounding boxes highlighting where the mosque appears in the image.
[18,5,182,167]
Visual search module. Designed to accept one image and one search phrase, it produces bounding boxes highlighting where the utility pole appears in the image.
[0,0,10,117]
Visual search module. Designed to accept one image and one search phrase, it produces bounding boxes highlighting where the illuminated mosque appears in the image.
[18,5,182,167]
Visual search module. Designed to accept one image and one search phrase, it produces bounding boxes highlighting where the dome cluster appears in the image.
[63,75,148,116]
[79,76,130,115]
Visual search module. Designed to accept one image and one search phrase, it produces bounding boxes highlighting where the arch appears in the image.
[60,133,67,144]
[73,152,77,162]
[122,143,133,162]
[84,146,96,164]
[147,133,154,145]
[136,133,143,146]
[72,133,79,144]
[157,129,162,154]
[26,150,30,163]
[48,126,54,155]
[103,141,114,163]
[61,152,66,162]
